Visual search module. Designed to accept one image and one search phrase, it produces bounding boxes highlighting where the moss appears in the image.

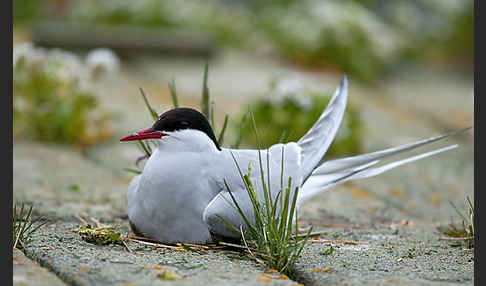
[77,225,122,245]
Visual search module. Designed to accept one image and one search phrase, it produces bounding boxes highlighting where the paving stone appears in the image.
[13,142,128,220]
[292,225,473,286]
[23,222,300,286]
[13,249,66,286]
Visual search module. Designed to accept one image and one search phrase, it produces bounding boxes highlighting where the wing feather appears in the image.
[203,143,302,237]
[298,76,348,182]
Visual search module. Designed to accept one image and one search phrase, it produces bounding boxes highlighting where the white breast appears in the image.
[127,130,222,243]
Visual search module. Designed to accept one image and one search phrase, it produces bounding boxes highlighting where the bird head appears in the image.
[120,108,221,150]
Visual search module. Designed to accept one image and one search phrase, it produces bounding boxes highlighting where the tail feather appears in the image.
[297,129,467,204]
[312,131,457,177]
[298,75,348,181]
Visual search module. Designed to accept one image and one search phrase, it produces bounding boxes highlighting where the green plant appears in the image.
[78,224,123,245]
[13,203,47,250]
[438,196,474,248]
[237,77,362,157]
[13,46,112,146]
[217,116,312,278]
[218,150,312,278]
[320,245,334,256]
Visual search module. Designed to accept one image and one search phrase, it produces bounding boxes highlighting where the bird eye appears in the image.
[180,121,190,128]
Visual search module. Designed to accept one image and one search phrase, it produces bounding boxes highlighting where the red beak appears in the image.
[120,128,166,142]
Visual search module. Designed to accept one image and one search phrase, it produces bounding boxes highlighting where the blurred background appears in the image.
[13,0,474,221]
[13,0,473,149]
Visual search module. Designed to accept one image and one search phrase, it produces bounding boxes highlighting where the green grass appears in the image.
[13,203,47,250]
[217,115,312,278]
[218,149,312,278]
[438,196,474,248]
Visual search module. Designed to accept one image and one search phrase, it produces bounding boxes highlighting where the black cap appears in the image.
[151,107,221,150]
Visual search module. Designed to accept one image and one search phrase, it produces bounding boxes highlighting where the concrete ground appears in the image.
[13,50,474,285]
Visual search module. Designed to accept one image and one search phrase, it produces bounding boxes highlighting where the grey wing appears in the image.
[298,75,348,182]
[203,187,256,238]
[203,143,303,238]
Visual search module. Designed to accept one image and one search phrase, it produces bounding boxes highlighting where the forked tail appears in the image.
[298,127,471,205]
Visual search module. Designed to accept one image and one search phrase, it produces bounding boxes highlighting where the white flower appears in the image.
[273,77,303,97]
[267,77,312,110]
[13,42,46,68]
[47,48,85,82]
[268,77,302,105]
[86,48,120,76]
[13,43,98,94]
[293,94,312,111]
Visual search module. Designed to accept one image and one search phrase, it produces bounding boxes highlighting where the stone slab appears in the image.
[13,249,66,286]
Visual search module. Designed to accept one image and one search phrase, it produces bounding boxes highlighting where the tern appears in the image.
[120,75,462,244]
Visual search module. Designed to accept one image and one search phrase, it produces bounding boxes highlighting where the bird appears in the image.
[120,75,463,244]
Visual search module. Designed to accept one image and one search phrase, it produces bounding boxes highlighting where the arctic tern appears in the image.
[120,75,462,244]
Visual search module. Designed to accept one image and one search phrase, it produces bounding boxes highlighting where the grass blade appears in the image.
[13,203,46,250]
[248,112,272,221]
[137,140,152,157]
[278,184,291,239]
[168,78,179,108]
[232,112,248,149]
[21,205,34,234]
[201,62,210,121]
[26,219,48,237]
[291,225,312,271]
[218,115,229,146]
[215,214,241,234]
[449,201,467,221]
[123,168,142,174]
[286,187,299,238]
[279,130,287,144]
[266,148,272,210]
[466,196,474,237]
[222,179,256,235]
[139,87,159,121]
[211,101,215,129]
